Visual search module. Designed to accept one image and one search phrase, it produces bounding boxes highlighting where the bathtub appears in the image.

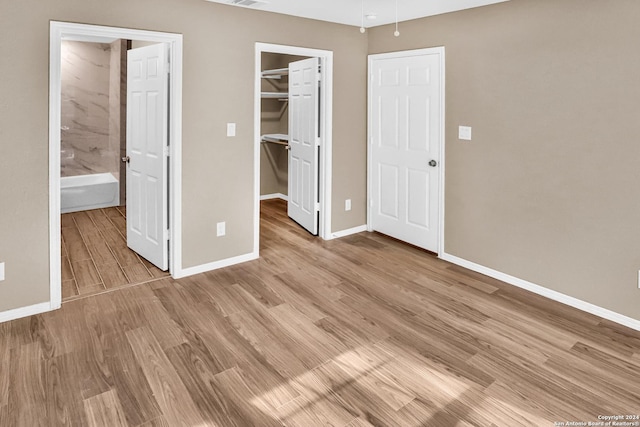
[60,173,120,214]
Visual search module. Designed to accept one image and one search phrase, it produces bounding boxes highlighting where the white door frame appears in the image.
[49,21,183,309]
[367,47,446,256]
[254,42,334,253]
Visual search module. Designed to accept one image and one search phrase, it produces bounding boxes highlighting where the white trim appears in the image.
[175,252,259,279]
[438,49,446,257]
[440,252,640,332]
[49,26,63,311]
[260,193,289,201]
[0,302,53,324]
[254,42,334,256]
[49,22,184,309]
[332,225,368,239]
[366,47,446,256]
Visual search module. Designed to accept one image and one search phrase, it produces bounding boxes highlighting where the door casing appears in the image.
[49,22,183,309]
[367,47,446,256]
[254,43,334,253]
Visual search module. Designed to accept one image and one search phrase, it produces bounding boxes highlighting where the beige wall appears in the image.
[0,0,367,312]
[369,0,640,320]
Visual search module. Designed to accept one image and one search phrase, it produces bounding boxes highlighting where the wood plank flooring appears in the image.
[61,207,170,301]
[3,198,639,426]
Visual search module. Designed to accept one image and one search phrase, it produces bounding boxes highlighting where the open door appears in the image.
[288,57,321,235]
[126,43,169,270]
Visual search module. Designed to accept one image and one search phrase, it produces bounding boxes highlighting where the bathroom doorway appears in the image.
[58,38,169,299]
[49,22,183,307]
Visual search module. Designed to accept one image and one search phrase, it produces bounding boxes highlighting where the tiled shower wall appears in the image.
[61,40,127,198]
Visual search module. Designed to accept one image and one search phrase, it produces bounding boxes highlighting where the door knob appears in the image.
[121,156,130,164]
[429,159,437,167]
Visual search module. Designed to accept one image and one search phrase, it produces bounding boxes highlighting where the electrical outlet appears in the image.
[0,262,4,281]
[227,123,236,137]
[217,222,226,237]
[345,199,352,211]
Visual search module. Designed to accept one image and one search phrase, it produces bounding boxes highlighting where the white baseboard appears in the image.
[0,301,54,323]
[440,252,640,332]
[332,225,368,239]
[174,251,259,279]
[260,193,288,201]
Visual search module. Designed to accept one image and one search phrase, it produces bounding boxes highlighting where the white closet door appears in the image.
[126,43,169,270]
[288,57,320,235]
[370,52,442,252]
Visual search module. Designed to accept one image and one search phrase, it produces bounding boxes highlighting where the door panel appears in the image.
[370,52,442,252]
[407,168,429,228]
[288,57,320,235]
[126,43,169,270]
[379,163,399,219]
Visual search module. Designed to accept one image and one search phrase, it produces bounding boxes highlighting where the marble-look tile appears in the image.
[60,40,122,179]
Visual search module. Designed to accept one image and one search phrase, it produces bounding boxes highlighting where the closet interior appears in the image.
[259,53,309,204]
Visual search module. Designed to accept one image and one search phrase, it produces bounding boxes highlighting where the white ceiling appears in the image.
[205,0,510,28]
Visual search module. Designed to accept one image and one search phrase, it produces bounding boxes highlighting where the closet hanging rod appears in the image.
[261,133,289,147]
[261,68,289,79]
[261,92,288,101]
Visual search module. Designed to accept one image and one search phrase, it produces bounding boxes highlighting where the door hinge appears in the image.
[164,146,170,157]
[315,202,321,212]
[316,137,321,147]
[164,229,170,241]
[369,198,374,208]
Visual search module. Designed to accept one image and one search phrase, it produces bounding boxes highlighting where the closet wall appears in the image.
[260,53,307,199]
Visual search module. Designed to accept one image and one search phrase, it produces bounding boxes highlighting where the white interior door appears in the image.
[370,51,442,252]
[288,57,321,235]
[126,43,169,270]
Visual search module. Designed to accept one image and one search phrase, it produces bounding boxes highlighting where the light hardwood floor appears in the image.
[2,199,639,426]
[61,207,170,301]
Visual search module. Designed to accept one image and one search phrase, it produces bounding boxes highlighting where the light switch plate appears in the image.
[459,126,472,141]
[227,123,236,137]
[217,222,226,237]
[345,199,352,211]
[0,262,4,281]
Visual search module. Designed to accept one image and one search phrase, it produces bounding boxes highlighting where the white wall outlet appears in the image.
[0,262,4,281]
[459,125,472,141]
[226,123,236,137]
[217,222,226,237]
[345,199,352,211]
